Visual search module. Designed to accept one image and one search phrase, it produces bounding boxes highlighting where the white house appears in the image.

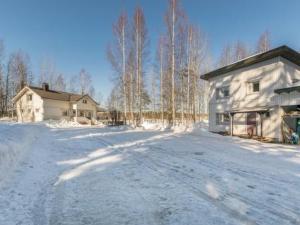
[201,45,300,142]
[12,83,98,123]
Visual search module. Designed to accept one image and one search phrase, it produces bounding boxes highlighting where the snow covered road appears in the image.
[0,123,300,225]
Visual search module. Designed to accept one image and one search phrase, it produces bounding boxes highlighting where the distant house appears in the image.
[12,83,98,123]
[201,45,300,142]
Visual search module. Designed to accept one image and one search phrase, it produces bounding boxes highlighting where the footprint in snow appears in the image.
[247,185,256,189]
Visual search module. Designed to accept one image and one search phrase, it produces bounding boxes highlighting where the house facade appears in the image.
[201,46,300,142]
[13,83,98,123]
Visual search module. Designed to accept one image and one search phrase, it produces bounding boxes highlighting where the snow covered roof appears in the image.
[201,45,300,80]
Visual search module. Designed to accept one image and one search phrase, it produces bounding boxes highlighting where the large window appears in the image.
[247,81,260,94]
[216,86,229,99]
[216,113,230,125]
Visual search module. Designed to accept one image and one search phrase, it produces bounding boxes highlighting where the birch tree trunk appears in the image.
[171,0,176,126]
[122,19,127,124]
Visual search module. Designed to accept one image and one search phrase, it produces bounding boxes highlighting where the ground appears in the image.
[0,122,300,225]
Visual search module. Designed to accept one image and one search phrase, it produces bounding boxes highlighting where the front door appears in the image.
[247,112,257,137]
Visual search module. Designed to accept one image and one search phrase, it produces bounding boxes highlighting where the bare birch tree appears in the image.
[233,41,249,61]
[79,69,91,95]
[107,12,129,124]
[218,44,235,67]
[0,40,5,115]
[256,30,271,53]
[133,7,149,124]
[156,36,166,124]
[53,73,66,92]
[165,0,178,125]
[39,58,56,87]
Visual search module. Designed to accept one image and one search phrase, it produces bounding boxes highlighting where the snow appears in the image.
[44,119,105,129]
[0,121,300,225]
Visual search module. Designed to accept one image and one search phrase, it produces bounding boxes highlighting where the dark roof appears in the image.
[274,85,300,94]
[29,86,83,102]
[201,45,300,80]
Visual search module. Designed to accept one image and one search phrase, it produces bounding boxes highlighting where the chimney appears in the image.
[42,83,49,91]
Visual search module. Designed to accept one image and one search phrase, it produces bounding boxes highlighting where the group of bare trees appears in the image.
[107,7,150,124]
[218,30,271,67]
[107,0,273,126]
[0,41,34,116]
[38,59,96,97]
[107,0,210,125]
[155,0,210,125]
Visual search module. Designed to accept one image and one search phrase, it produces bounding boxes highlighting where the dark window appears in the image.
[27,94,32,101]
[247,81,260,94]
[82,99,87,104]
[216,113,230,125]
[253,82,260,92]
[63,110,68,116]
[216,86,229,99]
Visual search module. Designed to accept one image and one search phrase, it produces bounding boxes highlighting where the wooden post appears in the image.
[260,112,263,138]
[230,112,235,136]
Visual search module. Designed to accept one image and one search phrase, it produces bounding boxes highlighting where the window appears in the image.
[28,108,31,113]
[216,113,230,125]
[80,111,84,117]
[27,94,32,101]
[216,86,229,99]
[35,108,39,113]
[253,82,260,92]
[63,110,68,116]
[82,99,87,104]
[247,81,260,94]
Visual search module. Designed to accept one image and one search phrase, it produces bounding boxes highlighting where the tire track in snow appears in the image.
[95,135,258,225]
[97,131,300,225]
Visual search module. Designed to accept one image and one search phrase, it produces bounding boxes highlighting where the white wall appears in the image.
[15,89,44,122]
[73,96,97,119]
[43,99,70,120]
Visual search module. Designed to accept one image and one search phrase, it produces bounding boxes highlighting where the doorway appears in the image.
[247,112,257,137]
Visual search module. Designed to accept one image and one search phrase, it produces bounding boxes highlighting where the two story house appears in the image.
[12,83,98,123]
[201,45,300,142]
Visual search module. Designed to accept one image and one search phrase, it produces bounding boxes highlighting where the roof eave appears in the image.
[200,45,300,81]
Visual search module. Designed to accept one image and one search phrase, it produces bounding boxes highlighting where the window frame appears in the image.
[216,113,230,125]
[247,80,260,94]
[216,86,230,100]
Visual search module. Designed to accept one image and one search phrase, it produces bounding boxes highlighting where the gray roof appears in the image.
[29,86,83,102]
[201,45,300,80]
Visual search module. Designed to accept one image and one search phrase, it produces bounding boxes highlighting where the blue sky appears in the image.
[0,0,300,98]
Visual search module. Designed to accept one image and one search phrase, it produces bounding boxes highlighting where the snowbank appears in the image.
[141,120,215,134]
[0,117,15,122]
[44,119,105,129]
